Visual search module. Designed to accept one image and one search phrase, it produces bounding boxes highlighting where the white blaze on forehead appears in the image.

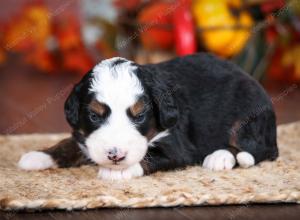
[90,57,143,107]
[86,57,147,169]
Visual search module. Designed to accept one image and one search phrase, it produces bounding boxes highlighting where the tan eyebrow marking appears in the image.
[130,99,145,116]
[89,100,106,115]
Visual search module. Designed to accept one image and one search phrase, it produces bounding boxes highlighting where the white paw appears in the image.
[203,149,236,171]
[98,163,144,180]
[236,151,255,168]
[18,151,56,170]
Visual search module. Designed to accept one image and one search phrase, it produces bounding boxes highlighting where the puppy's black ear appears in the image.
[64,71,92,129]
[138,67,179,129]
[64,83,82,129]
[155,83,179,129]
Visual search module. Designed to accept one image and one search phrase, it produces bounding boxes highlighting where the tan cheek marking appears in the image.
[146,127,158,141]
[89,100,106,115]
[145,118,158,141]
[130,100,145,116]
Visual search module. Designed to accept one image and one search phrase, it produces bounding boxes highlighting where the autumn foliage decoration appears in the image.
[2,2,93,74]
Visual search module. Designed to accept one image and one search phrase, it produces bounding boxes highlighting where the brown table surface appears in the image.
[0,56,299,219]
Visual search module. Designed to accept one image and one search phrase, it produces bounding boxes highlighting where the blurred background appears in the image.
[0,0,299,134]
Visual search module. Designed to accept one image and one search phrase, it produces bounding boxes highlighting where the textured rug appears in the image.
[0,122,299,211]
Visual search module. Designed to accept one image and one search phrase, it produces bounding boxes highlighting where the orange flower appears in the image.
[4,3,51,52]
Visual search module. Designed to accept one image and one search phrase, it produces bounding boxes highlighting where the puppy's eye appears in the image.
[133,112,146,123]
[89,112,101,123]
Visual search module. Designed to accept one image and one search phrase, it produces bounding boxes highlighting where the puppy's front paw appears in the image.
[98,163,144,180]
[236,151,255,168]
[18,151,56,170]
[202,149,236,171]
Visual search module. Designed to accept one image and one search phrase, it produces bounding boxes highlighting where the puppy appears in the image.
[18,53,278,180]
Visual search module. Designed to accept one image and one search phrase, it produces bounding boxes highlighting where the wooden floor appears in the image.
[0,204,299,220]
[0,56,300,219]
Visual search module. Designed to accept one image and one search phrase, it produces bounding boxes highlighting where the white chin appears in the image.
[98,163,144,180]
[101,162,130,170]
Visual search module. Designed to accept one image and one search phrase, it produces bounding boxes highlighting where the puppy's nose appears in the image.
[107,147,126,162]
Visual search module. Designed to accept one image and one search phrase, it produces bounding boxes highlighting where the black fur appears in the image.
[138,53,278,173]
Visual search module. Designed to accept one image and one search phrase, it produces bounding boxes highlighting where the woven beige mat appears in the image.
[0,122,299,211]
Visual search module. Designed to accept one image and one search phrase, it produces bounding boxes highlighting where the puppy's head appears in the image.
[64,57,178,169]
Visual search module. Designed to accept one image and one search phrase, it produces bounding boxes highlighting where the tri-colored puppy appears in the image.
[19,53,278,180]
